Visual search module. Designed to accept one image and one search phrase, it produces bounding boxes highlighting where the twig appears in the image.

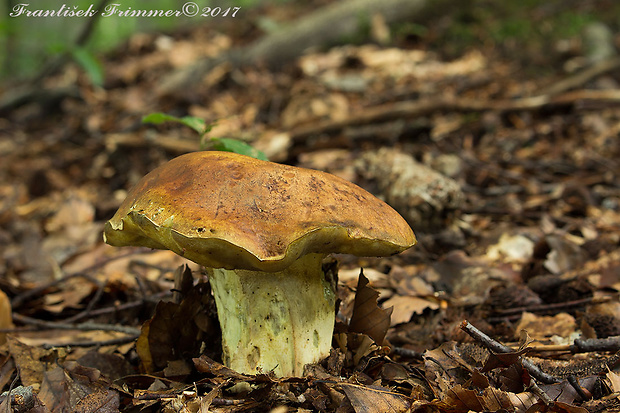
[489,295,602,318]
[538,56,620,96]
[12,313,141,335]
[527,380,554,406]
[61,280,106,323]
[11,272,101,309]
[391,346,423,360]
[10,248,155,309]
[573,336,620,353]
[502,336,620,354]
[0,291,171,334]
[460,321,560,384]
[74,290,171,319]
[41,334,139,350]
[290,89,620,140]
[212,397,245,406]
[567,375,590,402]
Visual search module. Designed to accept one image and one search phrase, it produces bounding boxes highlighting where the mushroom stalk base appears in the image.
[208,253,336,377]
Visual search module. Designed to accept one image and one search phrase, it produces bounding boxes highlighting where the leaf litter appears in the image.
[1,2,620,412]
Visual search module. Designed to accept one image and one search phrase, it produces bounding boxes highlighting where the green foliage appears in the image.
[71,47,104,87]
[206,137,269,161]
[142,113,268,161]
[553,12,596,38]
[435,0,618,59]
[142,112,209,135]
[0,0,280,80]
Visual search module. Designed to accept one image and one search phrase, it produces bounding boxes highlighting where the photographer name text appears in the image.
[9,3,240,18]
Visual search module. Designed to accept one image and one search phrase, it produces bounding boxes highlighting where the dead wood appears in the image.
[290,89,620,140]
[157,0,448,96]
[537,55,620,96]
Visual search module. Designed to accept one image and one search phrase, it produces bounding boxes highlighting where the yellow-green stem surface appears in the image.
[208,253,336,376]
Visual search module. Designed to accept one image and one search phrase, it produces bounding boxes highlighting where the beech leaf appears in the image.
[348,270,392,345]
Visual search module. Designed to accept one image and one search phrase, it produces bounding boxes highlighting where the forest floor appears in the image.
[1,1,620,412]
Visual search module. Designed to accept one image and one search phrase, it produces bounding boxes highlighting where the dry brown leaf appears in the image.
[515,312,577,340]
[75,389,120,413]
[442,384,513,411]
[136,283,215,372]
[193,355,249,381]
[38,362,118,413]
[42,277,97,314]
[544,235,587,275]
[0,289,13,344]
[381,295,439,326]
[281,92,349,128]
[340,382,410,413]
[6,335,54,390]
[0,355,16,394]
[605,370,620,392]
[348,271,392,345]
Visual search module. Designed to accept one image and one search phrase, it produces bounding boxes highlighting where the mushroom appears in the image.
[104,151,415,377]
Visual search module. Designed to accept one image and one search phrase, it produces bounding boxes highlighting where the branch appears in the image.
[290,89,620,140]
[12,313,141,335]
[460,320,561,384]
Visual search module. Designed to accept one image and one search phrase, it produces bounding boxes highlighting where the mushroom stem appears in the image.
[207,253,336,377]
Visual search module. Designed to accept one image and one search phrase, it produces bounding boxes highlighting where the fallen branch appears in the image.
[290,89,620,140]
[12,313,141,335]
[41,334,139,349]
[460,320,561,384]
[537,55,620,96]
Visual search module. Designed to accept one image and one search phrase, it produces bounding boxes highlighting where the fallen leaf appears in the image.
[38,362,118,413]
[381,295,439,326]
[442,384,513,411]
[75,389,120,413]
[340,382,410,413]
[0,289,13,344]
[606,370,620,392]
[515,312,577,340]
[136,282,215,372]
[544,235,587,275]
[348,271,392,345]
[6,336,53,390]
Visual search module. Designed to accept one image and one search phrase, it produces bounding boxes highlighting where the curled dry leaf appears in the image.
[136,282,216,373]
[348,271,392,346]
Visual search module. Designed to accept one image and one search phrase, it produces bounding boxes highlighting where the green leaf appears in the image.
[142,113,267,160]
[208,137,269,161]
[142,113,207,135]
[71,47,104,87]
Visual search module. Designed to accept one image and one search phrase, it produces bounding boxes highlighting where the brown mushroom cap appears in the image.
[104,151,415,272]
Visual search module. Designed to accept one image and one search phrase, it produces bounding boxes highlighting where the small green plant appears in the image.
[71,47,104,87]
[142,112,268,161]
